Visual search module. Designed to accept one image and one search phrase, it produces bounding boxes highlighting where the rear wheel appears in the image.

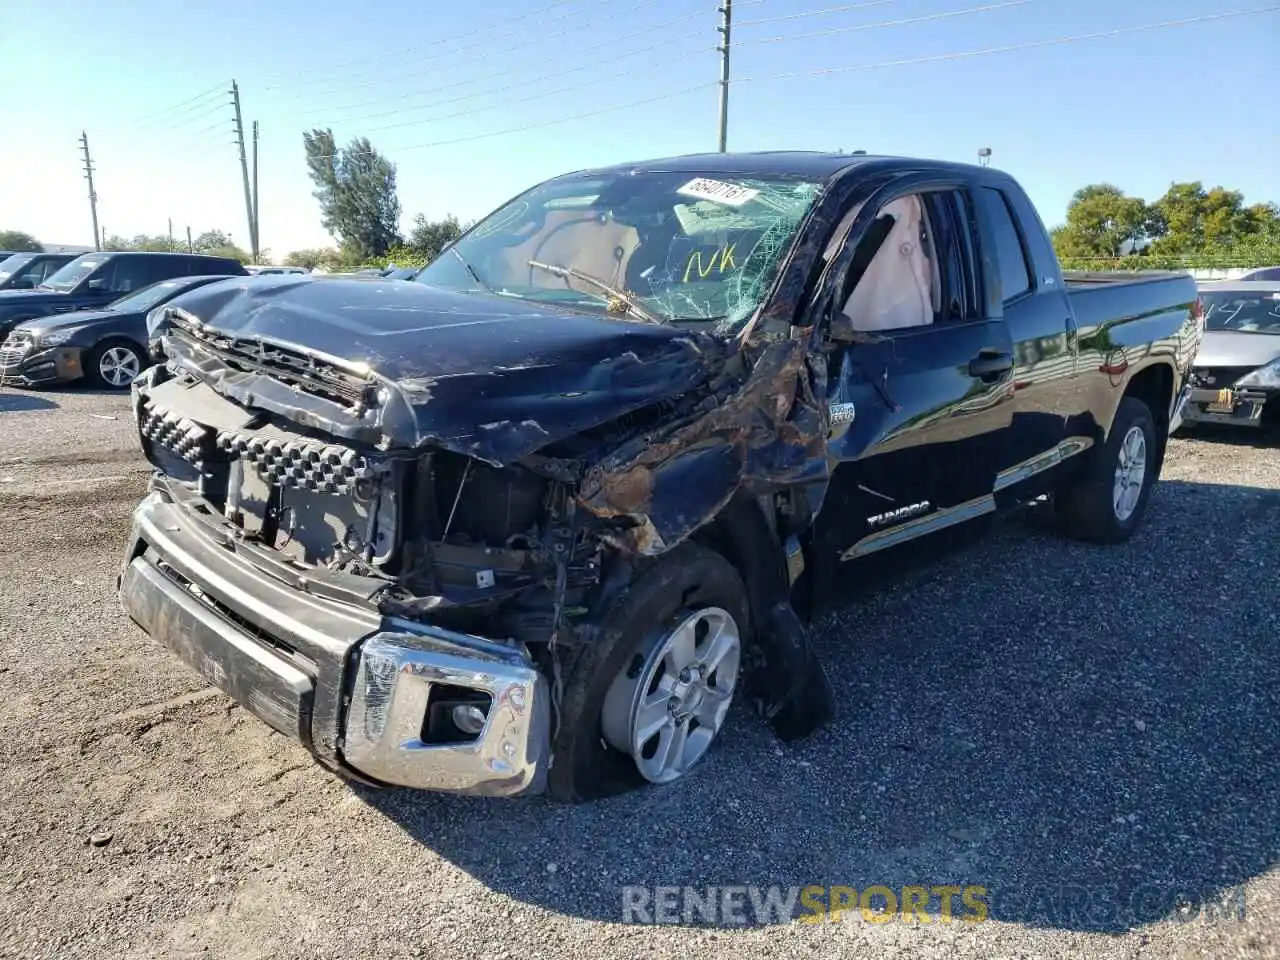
[1056,396,1158,543]
[547,543,750,802]
[87,337,146,390]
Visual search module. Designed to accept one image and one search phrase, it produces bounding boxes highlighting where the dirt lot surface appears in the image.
[1,384,1277,960]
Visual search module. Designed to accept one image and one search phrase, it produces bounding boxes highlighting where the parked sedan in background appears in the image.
[0,252,76,291]
[0,274,243,389]
[1239,266,1280,281]
[1180,281,1280,430]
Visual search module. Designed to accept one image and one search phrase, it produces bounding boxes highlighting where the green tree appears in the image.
[1145,182,1276,254]
[302,129,402,261]
[203,243,251,263]
[0,230,42,252]
[284,247,341,270]
[406,214,468,263]
[127,234,180,252]
[1051,184,1150,258]
[192,230,233,253]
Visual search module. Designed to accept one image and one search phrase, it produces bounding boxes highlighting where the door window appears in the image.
[109,257,185,294]
[980,188,1032,302]
[838,189,978,332]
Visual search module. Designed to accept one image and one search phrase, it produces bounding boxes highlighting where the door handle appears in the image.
[969,351,1012,380]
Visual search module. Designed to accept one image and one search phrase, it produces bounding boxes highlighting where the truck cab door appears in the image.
[804,180,1017,608]
[973,181,1085,502]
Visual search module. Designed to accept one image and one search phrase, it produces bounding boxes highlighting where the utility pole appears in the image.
[186,225,193,253]
[251,120,260,261]
[79,131,101,251]
[230,81,258,262]
[716,1,732,152]
[168,217,174,251]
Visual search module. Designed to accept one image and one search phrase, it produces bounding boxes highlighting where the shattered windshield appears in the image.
[1202,291,1280,334]
[415,170,823,332]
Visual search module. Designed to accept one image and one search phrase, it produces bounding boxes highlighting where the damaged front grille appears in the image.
[216,430,379,496]
[140,391,378,497]
[165,310,376,411]
[140,400,215,469]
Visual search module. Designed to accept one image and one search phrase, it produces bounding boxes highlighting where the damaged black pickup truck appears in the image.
[119,152,1202,801]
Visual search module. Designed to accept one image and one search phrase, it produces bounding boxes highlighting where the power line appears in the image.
[317,47,700,136]
[275,2,700,102]
[736,0,1036,47]
[125,83,227,127]
[135,100,232,136]
[734,6,1279,81]
[297,28,705,125]
[262,0,599,85]
[302,5,1273,162]
[736,0,904,28]
[267,0,658,95]
[305,82,715,161]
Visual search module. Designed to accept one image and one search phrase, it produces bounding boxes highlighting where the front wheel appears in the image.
[547,542,750,802]
[1055,396,1159,543]
[87,337,147,390]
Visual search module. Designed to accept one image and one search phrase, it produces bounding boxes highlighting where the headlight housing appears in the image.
[1236,357,1280,389]
[37,329,74,347]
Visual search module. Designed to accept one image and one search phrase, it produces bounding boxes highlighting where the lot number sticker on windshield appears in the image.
[677,178,760,207]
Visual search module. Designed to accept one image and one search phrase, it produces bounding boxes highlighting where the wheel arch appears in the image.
[1117,360,1175,470]
[691,492,791,636]
[690,491,835,741]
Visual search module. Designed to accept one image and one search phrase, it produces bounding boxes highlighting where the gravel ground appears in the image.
[1,384,1277,960]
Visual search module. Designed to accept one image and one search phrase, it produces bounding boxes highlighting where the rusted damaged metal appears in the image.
[573,335,831,555]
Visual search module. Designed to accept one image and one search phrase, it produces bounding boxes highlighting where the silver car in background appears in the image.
[1180,281,1280,431]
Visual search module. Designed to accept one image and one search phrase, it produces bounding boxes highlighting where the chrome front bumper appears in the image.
[119,490,551,797]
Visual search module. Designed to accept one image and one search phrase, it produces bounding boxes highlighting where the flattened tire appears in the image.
[1056,396,1159,544]
[547,542,750,803]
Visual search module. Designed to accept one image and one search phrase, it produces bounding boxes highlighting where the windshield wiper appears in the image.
[449,247,494,293]
[36,283,58,292]
[527,259,663,324]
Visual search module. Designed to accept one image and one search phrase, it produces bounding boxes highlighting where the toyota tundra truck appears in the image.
[118,152,1202,802]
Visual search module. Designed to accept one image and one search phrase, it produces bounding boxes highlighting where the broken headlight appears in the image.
[1236,358,1280,389]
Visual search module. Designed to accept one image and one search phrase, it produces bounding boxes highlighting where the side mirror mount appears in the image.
[86,278,108,292]
[829,310,858,342]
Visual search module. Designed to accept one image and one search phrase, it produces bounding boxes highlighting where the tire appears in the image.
[547,542,751,803]
[86,337,147,390]
[1055,396,1159,544]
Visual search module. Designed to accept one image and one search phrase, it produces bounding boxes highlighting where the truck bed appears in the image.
[1063,270,1198,334]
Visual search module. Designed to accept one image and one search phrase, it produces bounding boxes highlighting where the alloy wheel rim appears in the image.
[601,606,741,784]
[1113,425,1148,522]
[99,347,140,387]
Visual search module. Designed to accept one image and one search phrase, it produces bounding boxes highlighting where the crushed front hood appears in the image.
[1194,330,1280,369]
[155,276,728,462]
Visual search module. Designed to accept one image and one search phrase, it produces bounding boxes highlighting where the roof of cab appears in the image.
[555,150,995,187]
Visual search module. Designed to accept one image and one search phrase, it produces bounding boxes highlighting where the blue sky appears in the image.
[2,0,1275,258]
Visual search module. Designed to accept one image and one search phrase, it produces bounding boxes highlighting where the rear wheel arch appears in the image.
[1117,361,1175,470]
